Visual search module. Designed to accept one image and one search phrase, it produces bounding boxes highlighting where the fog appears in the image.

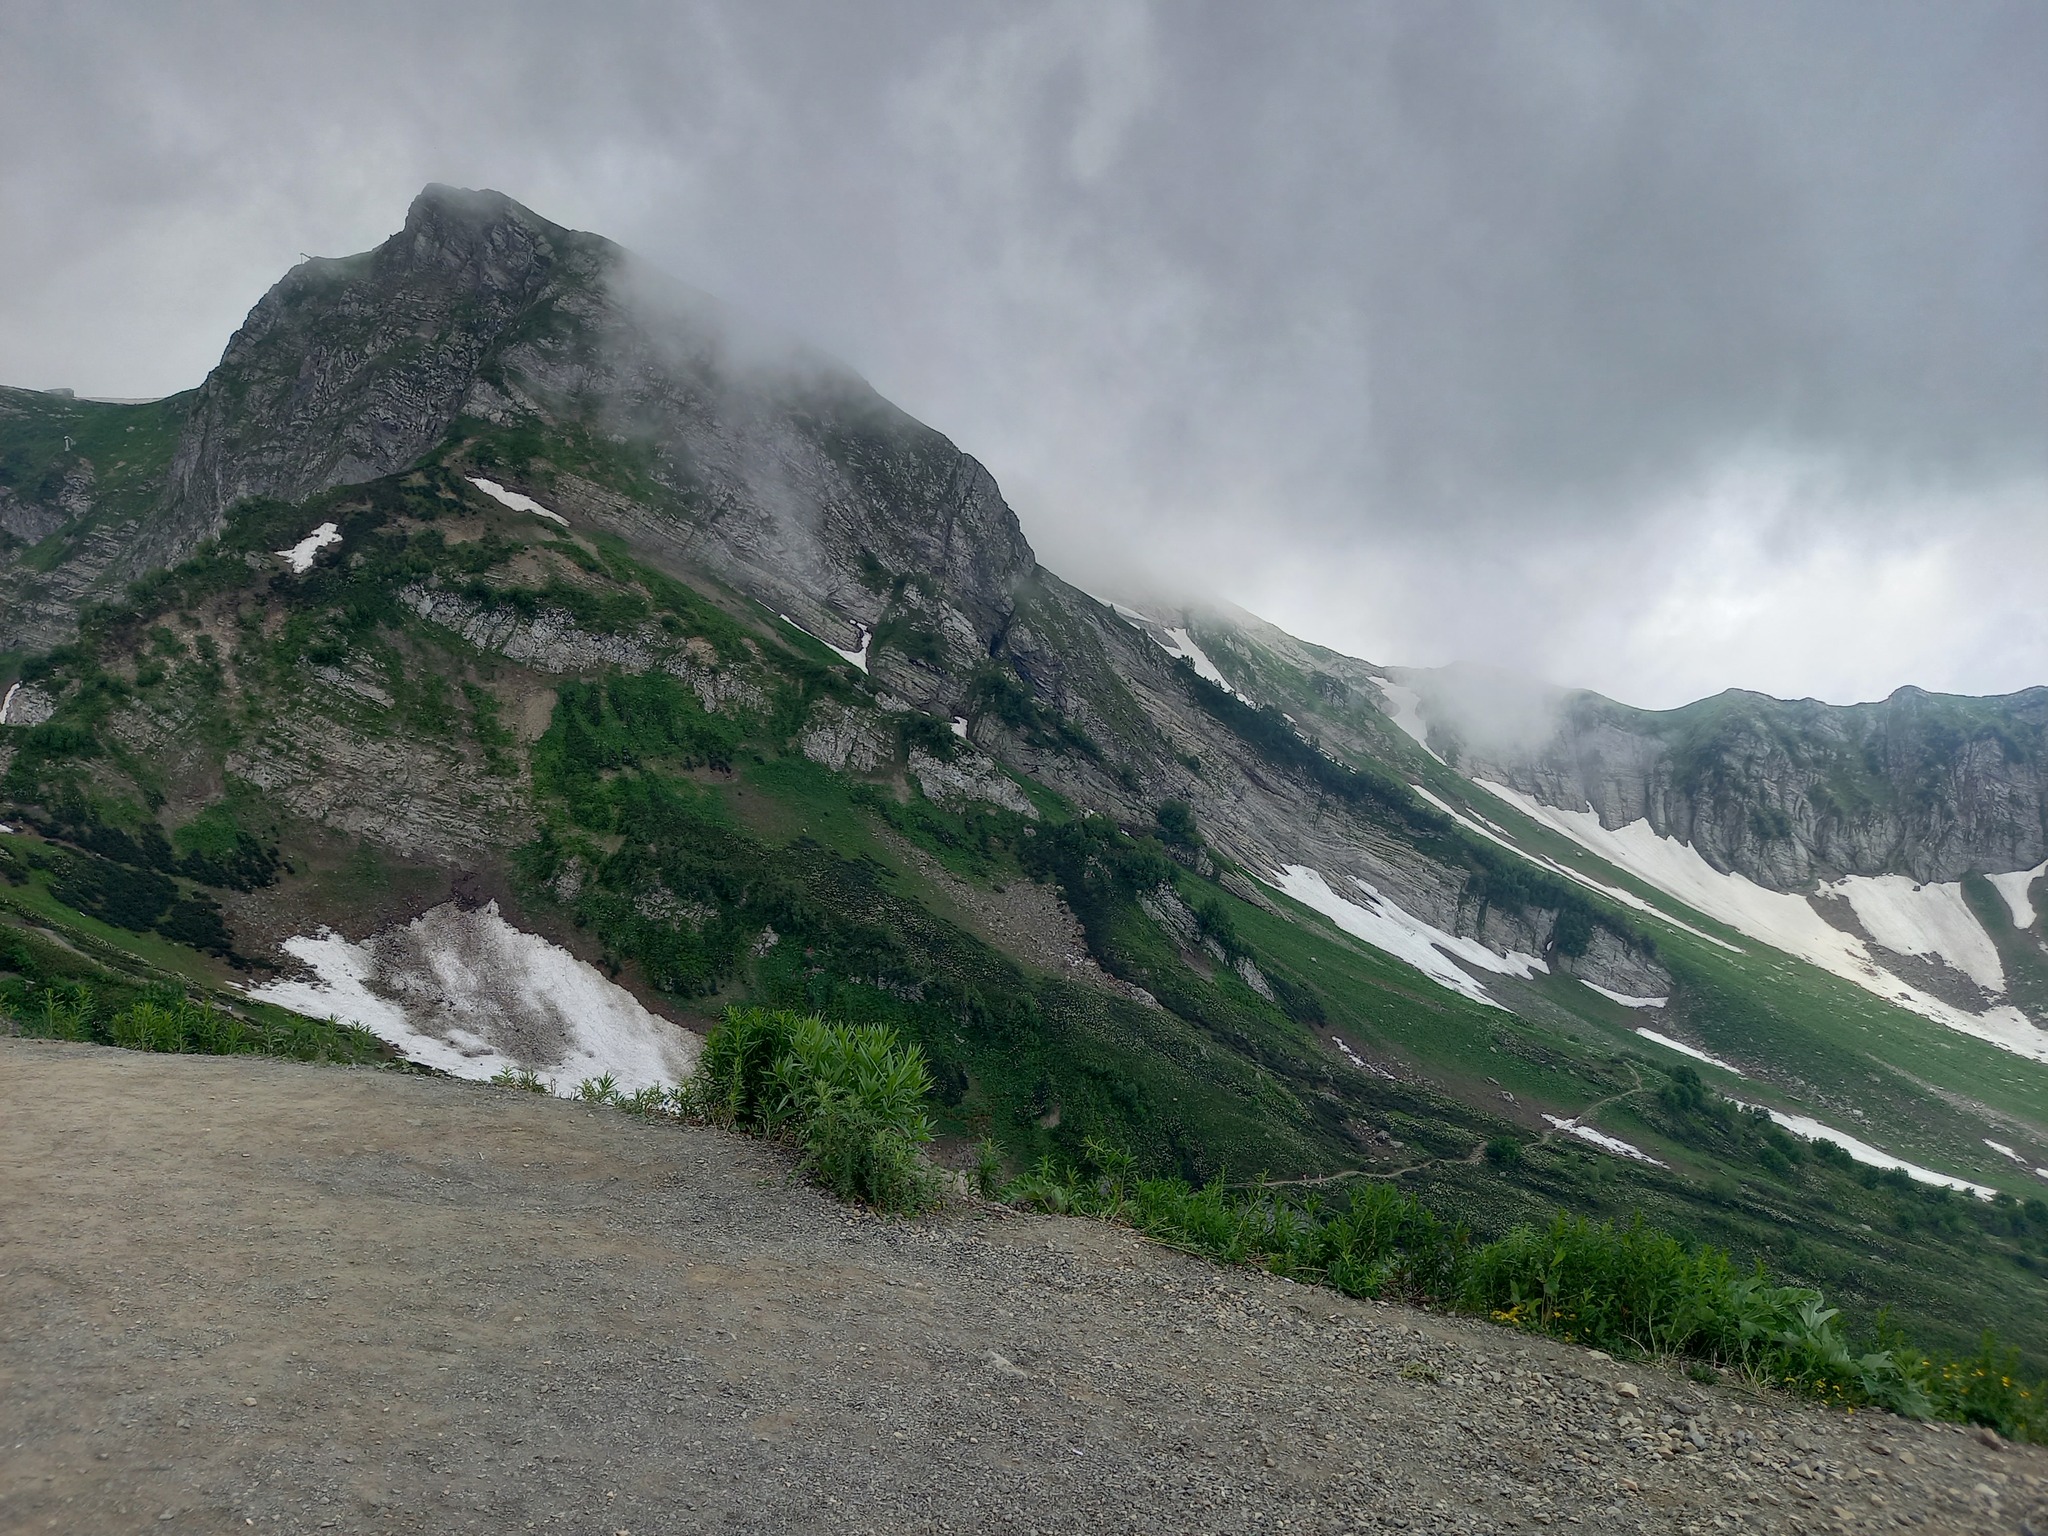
[2,1,2042,707]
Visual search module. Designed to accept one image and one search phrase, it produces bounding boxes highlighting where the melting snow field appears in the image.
[249,901,698,1094]
[1330,1035,1394,1079]
[1631,1027,1745,1076]
[0,682,18,725]
[275,522,341,573]
[1735,1103,1995,1198]
[1411,783,1517,847]
[1988,862,2046,929]
[1542,1114,1664,1165]
[1473,779,2048,1063]
[1581,980,1667,1009]
[1374,680,1442,761]
[779,614,871,672]
[1156,627,1251,702]
[1985,1140,2048,1180]
[1417,783,1735,950]
[468,475,569,526]
[1269,865,1545,1009]
[1822,873,2004,993]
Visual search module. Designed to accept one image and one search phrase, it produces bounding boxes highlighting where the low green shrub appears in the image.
[6,974,382,1064]
[1002,1142,2047,1441]
[687,1006,938,1212]
[490,1065,552,1093]
[109,998,238,1053]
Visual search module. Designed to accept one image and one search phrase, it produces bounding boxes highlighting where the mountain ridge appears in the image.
[3,186,2046,1369]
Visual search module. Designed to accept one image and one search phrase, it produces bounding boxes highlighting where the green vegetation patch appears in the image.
[689,1006,939,1211]
[1005,1139,2048,1441]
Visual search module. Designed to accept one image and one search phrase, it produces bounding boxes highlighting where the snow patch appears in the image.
[1420,782,1736,950]
[1542,1114,1665,1166]
[1581,981,1668,1009]
[249,901,696,1094]
[0,682,17,726]
[778,614,870,672]
[1269,865,1546,1010]
[1157,627,1251,702]
[1331,1036,1394,1079]
[1981,1142,2048,1181]
[1735,1102,1995,1198]
[1108,601,1157,626]
[1823,874,2004,994]
[1374,681,1441,761]
[1411,783,1513,844]
[1473,780,2048,1063]
[1631,1027,1744,1076]
[275,522,341,573]
[1988,862,2046,930]
[468,475,568,526]
[949,716,969,740]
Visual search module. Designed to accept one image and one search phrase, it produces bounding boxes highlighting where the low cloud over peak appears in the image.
[2,1,2041,707]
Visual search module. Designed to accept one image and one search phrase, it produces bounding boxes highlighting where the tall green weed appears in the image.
[1003,1142,2046,1441]
[7,976,381,1063]
[686,1006,939,1212]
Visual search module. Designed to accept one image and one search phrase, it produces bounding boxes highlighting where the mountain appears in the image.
[3,186,2045,1365]
[1415,671,2048,890]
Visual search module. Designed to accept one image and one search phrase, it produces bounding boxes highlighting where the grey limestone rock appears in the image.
[907,747,1036,817]
[1454,684,2048,888]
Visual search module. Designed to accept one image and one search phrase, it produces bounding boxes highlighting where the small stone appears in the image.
[243,1397,257,1406]
[1614,1382,1640,1399]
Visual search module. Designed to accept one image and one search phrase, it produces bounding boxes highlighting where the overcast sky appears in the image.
[3,1,2043,708]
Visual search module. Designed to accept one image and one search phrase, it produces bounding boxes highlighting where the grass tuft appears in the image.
[685,1006,940,1212]
[1000,1142,2048,1441]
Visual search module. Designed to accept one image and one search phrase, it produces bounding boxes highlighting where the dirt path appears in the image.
[4,1039,2043,1536]
[1262,1066,1653,1190]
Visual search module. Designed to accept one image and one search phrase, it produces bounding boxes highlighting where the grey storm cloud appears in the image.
[2,1,2044,706]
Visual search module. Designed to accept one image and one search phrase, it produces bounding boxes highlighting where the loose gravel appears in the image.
[4,1039,2043,1535]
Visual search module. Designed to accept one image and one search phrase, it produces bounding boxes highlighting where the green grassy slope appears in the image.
[2,457,2045,1369]
[0,388,193,560]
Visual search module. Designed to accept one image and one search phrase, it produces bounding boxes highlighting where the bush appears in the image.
[6,975,382,1064]
[996,1140,2048,1441]
[690,1007,939,1212]
[1155,800,1198,848]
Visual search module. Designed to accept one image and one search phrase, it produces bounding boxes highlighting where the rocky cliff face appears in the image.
[156,185,1036,700]
[0,386,193,653]
[155,187,609,568]
[1450,683,2048,888]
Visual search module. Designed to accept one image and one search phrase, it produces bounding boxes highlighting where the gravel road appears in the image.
[4,1038,2044,1535]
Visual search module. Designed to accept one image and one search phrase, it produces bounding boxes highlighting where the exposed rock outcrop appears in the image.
[158,185,1038,702]
[1450,683,2048,889]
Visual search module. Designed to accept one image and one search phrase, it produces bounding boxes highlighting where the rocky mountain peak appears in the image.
[146,186,610,571]
[128,188,1038,707]
[391,183,601,287]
